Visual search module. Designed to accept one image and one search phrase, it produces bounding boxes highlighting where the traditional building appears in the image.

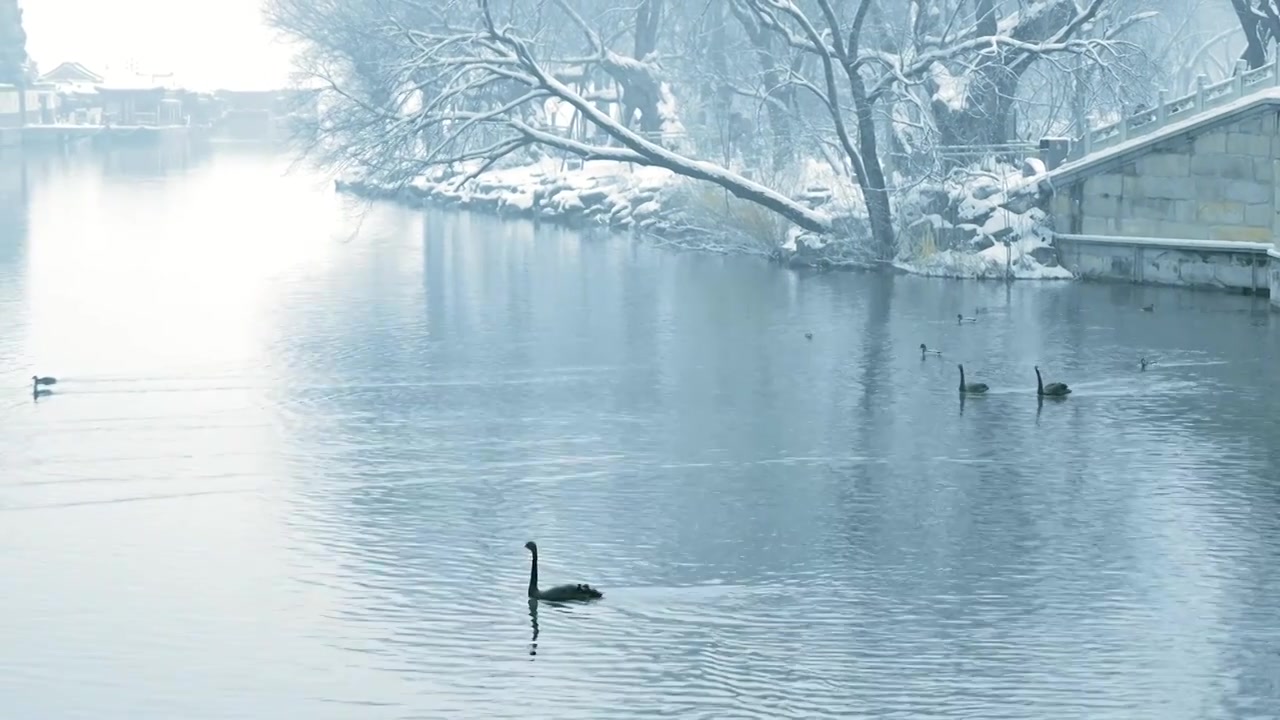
[39,62,105,124]
[0,83,59,126]
[38,62,105,94]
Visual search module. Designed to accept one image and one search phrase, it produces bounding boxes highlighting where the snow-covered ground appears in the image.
[375,158,680,232]
[338,154,1072,280]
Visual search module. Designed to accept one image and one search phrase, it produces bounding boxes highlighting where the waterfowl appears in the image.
[1035,366,1071,396]
[1141,304,1154,312]
[525,541,602,602]
[1140,357,1156,371]
[958,364,988,394]
[32,375,56,387]
[957,314,977,324]
[804,332,813,340]
[920,343,942,357]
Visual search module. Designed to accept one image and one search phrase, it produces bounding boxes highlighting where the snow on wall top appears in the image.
[1049,87,1280,185]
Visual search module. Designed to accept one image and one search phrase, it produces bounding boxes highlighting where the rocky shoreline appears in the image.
[335,158,1067,277]
[336,164,684,235]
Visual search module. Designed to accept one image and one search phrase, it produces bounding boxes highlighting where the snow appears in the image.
[503,188,536,212]
[898,237,1073,280]
[1053,86,1280,182]
[633,165,674,191]
[997,0,1057,36]
[894,159,1068,280]
[633,200,661,217]
[543,97,578,130]
[930,62,969,112]
[657,82,686,144]
[548,189,584,212]
[342,148,1070,281]
[793,157,866,216]
[782,225,804,252]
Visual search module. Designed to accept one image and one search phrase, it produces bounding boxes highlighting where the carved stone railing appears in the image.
[1071,57,1280,160]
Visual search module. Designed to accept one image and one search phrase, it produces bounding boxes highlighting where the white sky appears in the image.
[22,0,296,91]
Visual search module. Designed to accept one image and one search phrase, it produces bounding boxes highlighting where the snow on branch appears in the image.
[304,0,831,233]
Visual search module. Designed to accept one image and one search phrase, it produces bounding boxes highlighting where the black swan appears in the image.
[525,541,602,601]
[958,364,988,394]
[1140,357,1156,371]
[957,314,977,324]
[1035,366,1071,396]
[920,343,942,357]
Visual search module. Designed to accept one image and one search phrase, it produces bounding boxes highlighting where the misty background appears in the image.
[22,0,292,90]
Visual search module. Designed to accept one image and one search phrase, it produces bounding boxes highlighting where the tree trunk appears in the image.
[931,69,1020,148]
[705,0,734,164]
[852,96,894,261]
[1231,0,1271,69]
[754,51,798,173]
[932,0,1090,148]
[730,5,796,172]
[842,68,894,260]
[615,0,664,137]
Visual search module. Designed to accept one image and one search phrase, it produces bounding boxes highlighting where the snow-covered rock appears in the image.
[889,157,1066,279]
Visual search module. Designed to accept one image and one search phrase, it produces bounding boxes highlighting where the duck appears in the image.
[957,314,977,324]
[1034,366,1071,396]
[32,375,57,387]
[804,332,813,340]
[1141,304,1154,312]
[919,343,942,357]
[524,541,602,602]
[958,364,988,393]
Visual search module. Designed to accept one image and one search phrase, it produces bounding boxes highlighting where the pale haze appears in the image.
[22,0,293,90]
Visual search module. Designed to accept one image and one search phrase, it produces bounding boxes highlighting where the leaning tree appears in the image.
[269,0,1152,261]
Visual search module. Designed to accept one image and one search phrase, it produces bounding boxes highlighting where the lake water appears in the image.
[3,145,1280,719]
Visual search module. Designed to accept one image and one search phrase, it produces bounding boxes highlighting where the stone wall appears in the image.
[1271,250,1280,309]
[1053,108,1280,244]
[1056,235,1271,293]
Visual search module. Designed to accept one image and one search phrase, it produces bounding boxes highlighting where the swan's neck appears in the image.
[959,366,965,389]
[527,550,539,598]
[1035,369,1043,393]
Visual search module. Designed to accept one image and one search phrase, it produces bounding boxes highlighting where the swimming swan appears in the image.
[525,541,602,601]
[958,364,988,394]
[1035,366,1071,396]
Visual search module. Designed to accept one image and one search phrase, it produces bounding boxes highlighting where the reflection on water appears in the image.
[2,146,1280,718]
[528,599,540,657]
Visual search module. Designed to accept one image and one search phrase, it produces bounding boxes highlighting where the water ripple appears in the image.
[1,150,1279,718]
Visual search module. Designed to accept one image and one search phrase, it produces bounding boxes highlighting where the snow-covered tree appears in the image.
[0,0,30,126]
[0,0,29,85]
[268,0,1160,261]
[1230,0,1280,68]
